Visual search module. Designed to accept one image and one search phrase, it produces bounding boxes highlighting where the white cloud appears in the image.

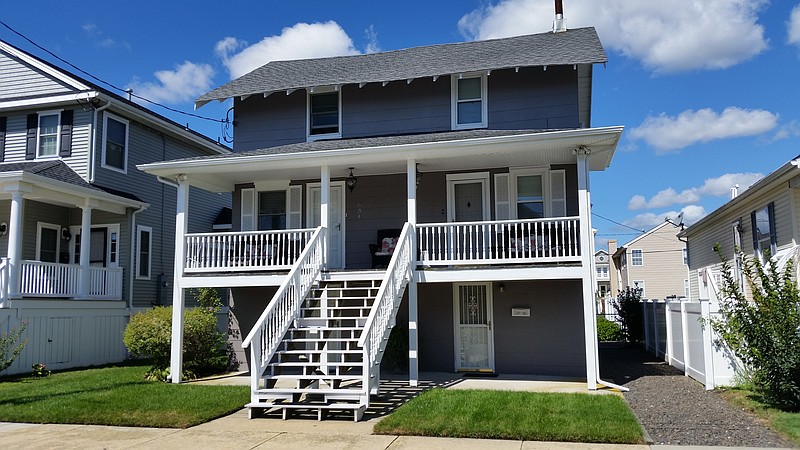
[629,107,778,153]
[789,4,800,46]
[364,25,380,54]
[773,119,800,141]
[127,61,215,104]
[625,205,708,230]
[216,21,360,79]
[458,0,768,73]
[628,172,763,210]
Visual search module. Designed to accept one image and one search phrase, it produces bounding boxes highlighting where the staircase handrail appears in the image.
[358,222,414,375]
[242,226,325,378]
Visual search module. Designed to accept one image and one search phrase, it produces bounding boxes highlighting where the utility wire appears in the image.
[0,19,226,124]
[592,212,645,234]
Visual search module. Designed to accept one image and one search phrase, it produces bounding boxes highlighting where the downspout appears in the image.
[89,100,112,183]
[128,204,148,309]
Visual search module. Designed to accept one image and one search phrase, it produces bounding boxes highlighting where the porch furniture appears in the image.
[369,228,401,268]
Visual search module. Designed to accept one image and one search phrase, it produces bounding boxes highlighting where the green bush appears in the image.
[1,321,27,374]
[612,287,643,343]
[596,316,623,341]
[713,244,800,411]
[123,299,228,381]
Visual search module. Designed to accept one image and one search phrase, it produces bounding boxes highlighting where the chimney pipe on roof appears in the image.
[553,0,567,33]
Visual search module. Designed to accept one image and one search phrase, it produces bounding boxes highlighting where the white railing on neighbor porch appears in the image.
[18,260,122,300]
[359,222,414,396]
[0,258,8,308]
[184,229,315,273]
[416,217,581,265]
[242,227,325,385]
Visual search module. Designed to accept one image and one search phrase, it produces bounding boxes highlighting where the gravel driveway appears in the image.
[599,344,793,448]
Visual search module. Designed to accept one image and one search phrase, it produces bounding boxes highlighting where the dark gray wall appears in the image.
[232,66,581,152]
[228,286,279,371]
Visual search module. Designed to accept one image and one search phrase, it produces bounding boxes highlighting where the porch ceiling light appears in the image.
[346,167,358,193]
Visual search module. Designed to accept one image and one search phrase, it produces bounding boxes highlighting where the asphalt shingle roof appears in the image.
[0,161,143,202]
[197,27,606,104]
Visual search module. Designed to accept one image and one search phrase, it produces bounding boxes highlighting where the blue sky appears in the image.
[3,0,800,250]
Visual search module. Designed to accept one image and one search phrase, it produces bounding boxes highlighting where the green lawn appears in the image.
[0,363,249,428]
[721,388,800,446]
[374,388,644,444]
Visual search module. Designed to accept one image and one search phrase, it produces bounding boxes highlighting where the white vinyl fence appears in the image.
[642,294,741,390]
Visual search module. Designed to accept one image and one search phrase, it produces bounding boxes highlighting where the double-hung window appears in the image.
[136,226,152,280]
[37,112,60,158]
[502,168,566,220]
[102,114,128,172]
[451,73,487,130]
[308,89,341,140]
[751,202,776,260]
[631,249,643,266]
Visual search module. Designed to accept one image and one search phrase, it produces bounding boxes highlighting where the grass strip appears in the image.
[720,388,800,446]
[374,388,643,444]
[0,363,248,428]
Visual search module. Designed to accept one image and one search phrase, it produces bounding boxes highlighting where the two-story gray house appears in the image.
[0,40,230,375]
[142,24,624,420]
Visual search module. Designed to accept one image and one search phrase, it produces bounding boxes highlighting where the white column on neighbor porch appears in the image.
[170,176,189,384]
[7,189,27,298]
[406,159,419,386]
[320,165,330,269]
[576,147,598,390]
[78,202,94,298]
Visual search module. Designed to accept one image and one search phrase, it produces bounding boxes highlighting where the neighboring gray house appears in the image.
[0,39,230,375]
[142,24,624,420]
[594,249,611,313]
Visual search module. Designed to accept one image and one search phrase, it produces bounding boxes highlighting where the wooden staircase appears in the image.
[247,276,382,421]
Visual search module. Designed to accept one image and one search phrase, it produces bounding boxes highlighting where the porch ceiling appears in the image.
[140,126,623,193]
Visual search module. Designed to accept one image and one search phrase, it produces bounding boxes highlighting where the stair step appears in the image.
[292,326,364,332]
[254,388,364,395]
[285,338,361,343]
[265,374,362,380]
[247,401,363,409]
[277,349,362,355]
[270,362,362,367]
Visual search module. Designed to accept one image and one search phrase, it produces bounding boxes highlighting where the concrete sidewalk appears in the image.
[0,411,778,449]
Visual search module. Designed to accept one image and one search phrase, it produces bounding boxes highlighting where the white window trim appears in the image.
[306,86,342,142]
[36,110,62,159]
[509,167,550,219]
[451,72,488,130]
[36,222,61,261]
[446,172,491,222]
[101,112,129,173]
[136,225,152,280]
[631,249,644,266]
[69,224,121,268]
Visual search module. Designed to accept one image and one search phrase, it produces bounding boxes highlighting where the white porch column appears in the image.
[406,159,419,386]
[78,202,93,297]
[320,165,330,269]
[170,176,189,384]
[406,159,417,225]
[576,147,598,390]
[7,189,26,298]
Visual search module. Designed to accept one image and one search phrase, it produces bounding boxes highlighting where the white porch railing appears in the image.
[242,227,325,384]
[416,217,581,265]
[0,258,8,308]
[184,229,316,273]
[17,260,122,300]
[359,222,414,396]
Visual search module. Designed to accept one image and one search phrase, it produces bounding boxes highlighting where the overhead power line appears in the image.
[0,19,226,124]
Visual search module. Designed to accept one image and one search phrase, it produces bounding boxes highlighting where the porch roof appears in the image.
[195,27,607,108]
[0,161,148,214]
[139,126,624,193]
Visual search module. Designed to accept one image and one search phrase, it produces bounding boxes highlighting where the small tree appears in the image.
[612,286,643,343]
[1,321,27,374]
[712,244,800,411]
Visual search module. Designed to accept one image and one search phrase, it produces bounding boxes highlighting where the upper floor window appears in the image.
[451,73,487,130]
[631,249,643,266]
[37,112,60,158]
[308,89,341,140]
[751,202,776,260]
[102,114,129,172]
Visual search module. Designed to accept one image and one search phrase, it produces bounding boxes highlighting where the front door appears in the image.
[308,182,345,269]
[447,174,490,259]
[453,283,495,372]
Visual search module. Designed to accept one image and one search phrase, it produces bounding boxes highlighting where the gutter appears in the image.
[128,203,148,309]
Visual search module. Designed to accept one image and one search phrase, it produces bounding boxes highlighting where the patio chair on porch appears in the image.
[369,228,401,269]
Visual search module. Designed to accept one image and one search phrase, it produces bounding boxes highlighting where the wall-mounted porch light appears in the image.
[346,167,358,193]
[416,163,423,187]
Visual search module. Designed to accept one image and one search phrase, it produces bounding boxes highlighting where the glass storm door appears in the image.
[454,283,494,371]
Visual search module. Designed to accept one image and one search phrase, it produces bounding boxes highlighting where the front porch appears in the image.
[2,259,122,300]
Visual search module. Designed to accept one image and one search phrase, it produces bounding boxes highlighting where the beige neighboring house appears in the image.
[611,221,688,300]
[594,249,611,312]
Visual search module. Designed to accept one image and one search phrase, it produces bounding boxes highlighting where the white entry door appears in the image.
[308,182,345,269]
[453,282,495,371]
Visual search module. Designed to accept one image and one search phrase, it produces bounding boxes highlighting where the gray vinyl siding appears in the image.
[232,66,582,151]
[412,280,586,376]
[22,200,71,261]
[0,51,72,100]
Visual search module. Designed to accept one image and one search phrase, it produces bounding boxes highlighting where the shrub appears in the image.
[596,316,623,341]
[612,287,643,343]
[712,244,800,411]
[123,297,228,381]
[1,321,27,374]
[383,324,409,371]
